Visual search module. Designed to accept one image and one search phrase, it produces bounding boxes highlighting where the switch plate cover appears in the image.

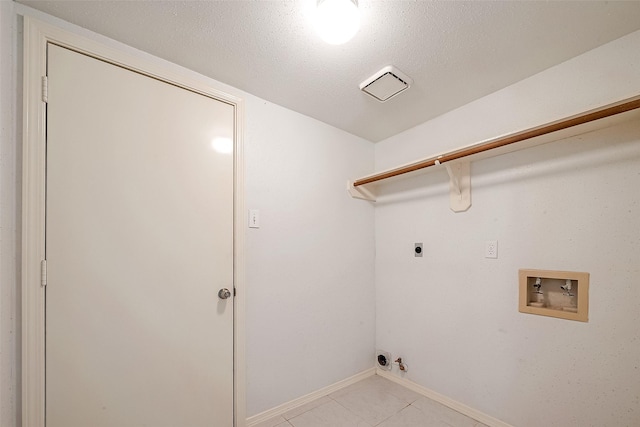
[249,210,260,228]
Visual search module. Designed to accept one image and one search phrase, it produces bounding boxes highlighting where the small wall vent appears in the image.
[360,66,413,102]
[376,350,392,370]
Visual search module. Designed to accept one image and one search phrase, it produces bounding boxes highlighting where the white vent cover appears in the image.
[360,66,413,102]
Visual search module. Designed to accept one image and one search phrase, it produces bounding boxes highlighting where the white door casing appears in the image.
[21,17,246,427]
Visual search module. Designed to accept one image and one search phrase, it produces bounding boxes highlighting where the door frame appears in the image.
[21,16,246,427]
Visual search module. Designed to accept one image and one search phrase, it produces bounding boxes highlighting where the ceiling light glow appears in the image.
[314,0,360,45]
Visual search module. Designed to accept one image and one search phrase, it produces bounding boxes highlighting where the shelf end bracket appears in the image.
[444,162,471,212]
[347,181,376,202]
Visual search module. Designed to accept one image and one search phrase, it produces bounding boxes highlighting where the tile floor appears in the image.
[252,375,488,427]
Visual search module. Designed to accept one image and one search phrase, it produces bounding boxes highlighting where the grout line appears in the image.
[371,401,412,427]
[327,396,375,427]
[329,377,413,427]
[282,396,333,421]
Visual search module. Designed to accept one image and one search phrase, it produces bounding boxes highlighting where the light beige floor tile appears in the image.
[288,400,371,427]
[258,376,485,427]
[251,415,291,427]
[411,396,477,427]
[283,396,332,420]
[357,375,421,404]
[328,376,371,399]
[330,381,409,425]
[377,405,451,427]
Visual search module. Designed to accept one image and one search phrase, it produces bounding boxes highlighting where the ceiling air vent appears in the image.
[360,65,413,102]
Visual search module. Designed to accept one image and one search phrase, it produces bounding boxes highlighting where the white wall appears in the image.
[244,97,375,415]
[374,30,640,427]
[1,5,375,425]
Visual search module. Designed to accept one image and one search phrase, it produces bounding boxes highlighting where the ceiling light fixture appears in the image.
[314,0,360,45]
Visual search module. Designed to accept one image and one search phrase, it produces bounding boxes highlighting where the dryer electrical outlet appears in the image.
[414,243,423,257]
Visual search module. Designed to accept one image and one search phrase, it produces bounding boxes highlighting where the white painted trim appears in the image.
[233,87,247,427]
[376,369,514,427]
[22,16,47,427]
[21,16,246,427]
[246,368,376,427]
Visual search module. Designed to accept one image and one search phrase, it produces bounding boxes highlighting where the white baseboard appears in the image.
[376,369,514,427]
[246,368,376,427]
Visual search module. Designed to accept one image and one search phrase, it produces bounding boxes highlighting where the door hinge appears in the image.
[41,76,48,103]
[40,260,47,287]
[233,287,236,297]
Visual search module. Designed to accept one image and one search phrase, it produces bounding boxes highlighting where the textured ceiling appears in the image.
[17,0,640,142]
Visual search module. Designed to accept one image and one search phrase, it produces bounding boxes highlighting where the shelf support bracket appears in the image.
[444,162,471,212]
[347,181,376,202]
[444,163,461,195]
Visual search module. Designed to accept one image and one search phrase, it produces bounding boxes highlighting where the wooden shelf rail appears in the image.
[353,95,640,187]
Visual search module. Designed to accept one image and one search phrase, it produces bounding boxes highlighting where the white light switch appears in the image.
[249,210,260,228]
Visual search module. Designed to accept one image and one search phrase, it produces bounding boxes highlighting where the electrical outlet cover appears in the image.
[414,243,423,257]
[485,240,498,258]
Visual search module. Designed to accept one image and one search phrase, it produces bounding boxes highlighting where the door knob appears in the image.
[218,288,232,300]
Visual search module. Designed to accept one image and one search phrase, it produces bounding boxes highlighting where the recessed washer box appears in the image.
[360,66,413,102]
[519,269,589,322]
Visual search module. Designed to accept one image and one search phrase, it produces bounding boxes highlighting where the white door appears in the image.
[45,44,234,427]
